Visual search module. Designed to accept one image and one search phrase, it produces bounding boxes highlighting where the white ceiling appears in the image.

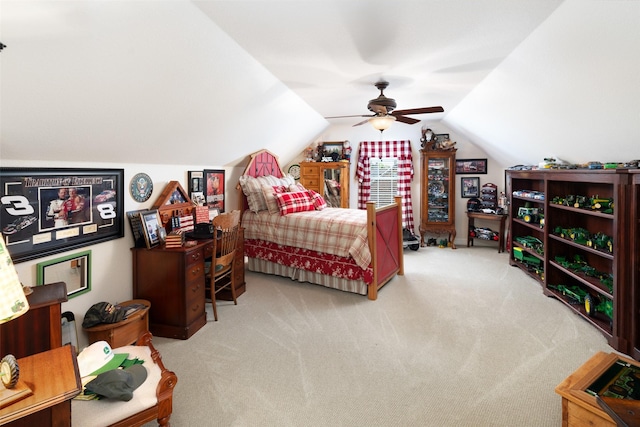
[1,0,639,168]
[194,0,563,120]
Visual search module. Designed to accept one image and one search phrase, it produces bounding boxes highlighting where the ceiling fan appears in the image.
[325,81,444,131]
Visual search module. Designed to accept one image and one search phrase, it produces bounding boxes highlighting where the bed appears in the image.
[237,149,404,300]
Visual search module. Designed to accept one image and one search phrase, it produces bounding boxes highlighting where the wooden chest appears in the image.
[83,299,150,347]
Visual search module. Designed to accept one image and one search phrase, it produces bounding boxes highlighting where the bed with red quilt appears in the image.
[237,149,403,300]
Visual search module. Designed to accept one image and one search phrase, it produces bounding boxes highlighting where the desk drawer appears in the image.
[185,261,205,282]
[185,279,205,324]
[185,248,204,268]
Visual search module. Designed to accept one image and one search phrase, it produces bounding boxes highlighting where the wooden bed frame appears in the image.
[237,149,404,300]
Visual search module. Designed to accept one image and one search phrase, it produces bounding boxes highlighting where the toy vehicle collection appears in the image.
[469,227,499,241]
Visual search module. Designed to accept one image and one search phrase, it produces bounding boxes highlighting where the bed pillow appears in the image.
[275,191,315,215]
[239,175,267,212]
[289,183,306,192]
[262,185,288,215]
[239,175,296,212]
[308,189,327,211]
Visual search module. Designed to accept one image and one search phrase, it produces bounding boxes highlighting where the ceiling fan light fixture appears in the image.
[369,115,396,132]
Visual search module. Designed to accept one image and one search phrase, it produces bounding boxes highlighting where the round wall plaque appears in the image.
[130,173,153,202]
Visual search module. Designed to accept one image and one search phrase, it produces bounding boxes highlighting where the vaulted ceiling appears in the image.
[1,1,639,168]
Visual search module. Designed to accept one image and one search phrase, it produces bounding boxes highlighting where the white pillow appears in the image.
[239,175,296,213]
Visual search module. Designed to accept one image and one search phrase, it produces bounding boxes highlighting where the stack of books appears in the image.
[164,231,184,248]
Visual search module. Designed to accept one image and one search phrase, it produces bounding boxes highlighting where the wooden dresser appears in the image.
[300,162,350,208]
[131,231,245,339]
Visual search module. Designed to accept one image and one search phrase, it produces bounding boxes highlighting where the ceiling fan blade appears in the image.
[392,106,444,116]
[394,115,421,125]
[325,114,373,119]
[353,119,370,127]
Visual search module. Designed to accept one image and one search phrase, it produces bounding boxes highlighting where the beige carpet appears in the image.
[144,246,615,426]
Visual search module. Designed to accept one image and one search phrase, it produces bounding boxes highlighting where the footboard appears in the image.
[366,196,404,300]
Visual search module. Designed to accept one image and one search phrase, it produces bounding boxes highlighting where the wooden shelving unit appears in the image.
[507,169,634,355]
[631,170,640,360]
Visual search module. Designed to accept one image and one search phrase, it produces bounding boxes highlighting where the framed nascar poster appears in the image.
[0,168,124,263]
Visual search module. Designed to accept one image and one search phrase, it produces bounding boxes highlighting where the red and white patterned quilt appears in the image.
[241,208,371,269]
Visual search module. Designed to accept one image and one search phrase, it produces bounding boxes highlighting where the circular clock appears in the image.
[288,164,301,180]
[130,173,153,202]
[1,354,19,389]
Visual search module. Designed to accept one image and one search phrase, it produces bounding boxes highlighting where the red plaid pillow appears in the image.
[274,191,315,215]
[308,189,327,210]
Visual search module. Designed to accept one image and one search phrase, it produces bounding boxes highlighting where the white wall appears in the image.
[308,119,506,247]
[2,157,242,349]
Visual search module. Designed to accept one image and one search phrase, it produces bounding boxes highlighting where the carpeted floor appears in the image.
[144,246,616,426]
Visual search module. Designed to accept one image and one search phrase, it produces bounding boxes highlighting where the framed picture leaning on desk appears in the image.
[141,210,161,249]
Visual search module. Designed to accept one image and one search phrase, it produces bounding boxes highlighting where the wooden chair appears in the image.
[206,210,241,321]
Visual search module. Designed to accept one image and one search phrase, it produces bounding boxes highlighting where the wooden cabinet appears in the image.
[300,162,350,208]
[631,171,640,360]
[0,282,67,359]
[507,169,631,354]
[132,232,246,339]
[418,149,457,248]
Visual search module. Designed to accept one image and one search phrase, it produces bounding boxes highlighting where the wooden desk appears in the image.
[0,345,81,426]
[466,212,508,253]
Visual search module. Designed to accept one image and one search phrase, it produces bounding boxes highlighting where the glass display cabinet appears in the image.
[419,149,457,248]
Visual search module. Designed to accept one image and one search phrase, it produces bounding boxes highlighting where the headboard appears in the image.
[237,149,286,211]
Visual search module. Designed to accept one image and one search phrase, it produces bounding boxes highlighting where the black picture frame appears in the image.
[204,169,225,213]
[140,209,161,249]
[456,158,488,175]
[461,177,480,198]
[321,142,344,161]
[0,167,124,263]
[188,171,204,205]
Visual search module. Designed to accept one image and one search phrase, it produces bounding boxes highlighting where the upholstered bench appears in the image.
[72,332,177,427]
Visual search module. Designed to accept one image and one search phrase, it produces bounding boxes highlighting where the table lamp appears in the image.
[0,234,30,407]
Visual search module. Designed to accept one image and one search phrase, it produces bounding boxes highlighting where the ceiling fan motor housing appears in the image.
[368,81,396,114]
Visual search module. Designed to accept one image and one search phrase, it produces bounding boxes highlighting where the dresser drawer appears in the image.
[301,164,320,176]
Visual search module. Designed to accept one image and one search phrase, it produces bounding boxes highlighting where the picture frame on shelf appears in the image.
[0,167,124,263]
[456,158,488,175]
[321,142,344,162]
[461,177,480,198]
[37,250,92,299]
[204,169,225,213]
[140,209,161,249]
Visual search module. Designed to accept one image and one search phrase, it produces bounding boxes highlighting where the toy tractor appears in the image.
[517,206,539,224]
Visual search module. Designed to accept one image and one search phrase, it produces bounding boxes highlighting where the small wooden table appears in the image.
[555,351,640,427]
[466,212,508,253]
[0,345,81,426]
[83,299,150,348]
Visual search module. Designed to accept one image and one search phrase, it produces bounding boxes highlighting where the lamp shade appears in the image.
[369,115,396,132]
[0,235,29,324]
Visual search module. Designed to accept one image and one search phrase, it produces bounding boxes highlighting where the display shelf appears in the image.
[419,149,456,248]
[631,171,640,360]
[507,169,632,355]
